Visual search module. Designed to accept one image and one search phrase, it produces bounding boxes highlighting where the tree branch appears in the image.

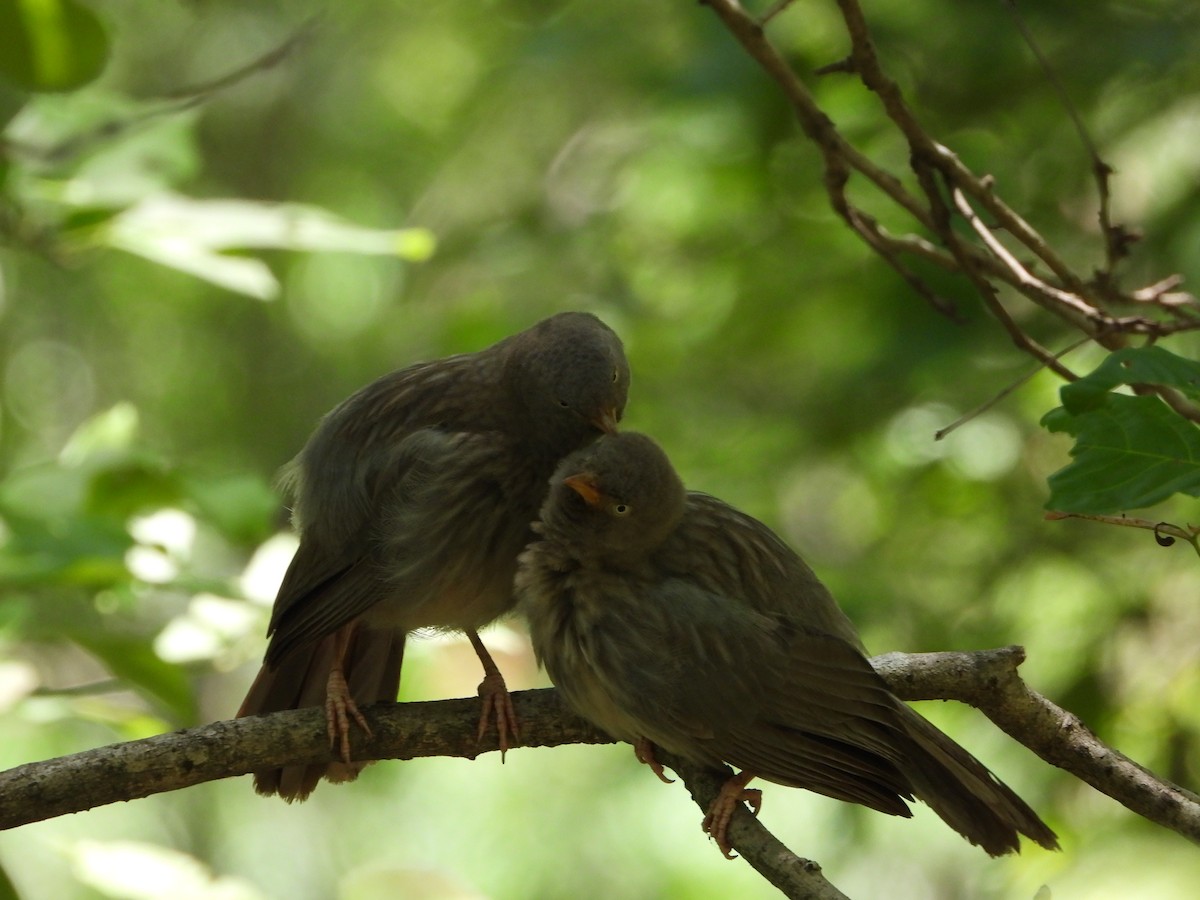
[3,647,1198,900]
[0,689,610,831]
[698,0,1200,373]
[874,646,1200,842]
[662,751,850,900]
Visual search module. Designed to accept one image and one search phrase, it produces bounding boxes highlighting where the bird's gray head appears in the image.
[542,432,686,563]
[504,312,630,456]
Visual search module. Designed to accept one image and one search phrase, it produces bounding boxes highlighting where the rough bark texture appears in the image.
[3,648,1197,900]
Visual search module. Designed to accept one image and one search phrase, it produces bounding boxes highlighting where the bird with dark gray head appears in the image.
[238,312,630,800]
[518,431,1058,858]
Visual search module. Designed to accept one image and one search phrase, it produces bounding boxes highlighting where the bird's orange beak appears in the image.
[590,406,620,435]
[563,473,603,507]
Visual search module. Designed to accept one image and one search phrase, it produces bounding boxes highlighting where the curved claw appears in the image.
[325,667,372,764]
[701,772,762,859]
[634,738,675,784]
[468,631,520,760]
[744,789,763,818]
[476,669,520,760]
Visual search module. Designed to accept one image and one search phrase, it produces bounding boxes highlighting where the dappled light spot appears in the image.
[884,403,957,467]
[239,533,299,606]
[286,254,388,344]
[944,414,1022,482]
[155,593,262,667]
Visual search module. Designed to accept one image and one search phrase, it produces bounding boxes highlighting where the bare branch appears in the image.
[0,690,604,831]
[999,0,1127,273]
[662,752,851,899]
[875,647,1200,843]
[1045,512,1200,558]
[699,0,1200,381]
[3,17,320,168]
[3,649,1197,858]
[831,0,1090,298]
[1128,276,1200,316]
[949,186,1105,335]
[935,336,1090,440]
[160,15,322,101]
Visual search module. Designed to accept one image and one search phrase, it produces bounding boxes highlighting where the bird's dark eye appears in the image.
[611,369,619,383]
[558,399,570,408]
[613,503,630,516]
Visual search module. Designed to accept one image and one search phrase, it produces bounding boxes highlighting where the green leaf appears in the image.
[1060,345,1200,413]
[1042,346,1200,513]
[104,193,437,299]
[0,0,110,93]
[1043,393,1200,513]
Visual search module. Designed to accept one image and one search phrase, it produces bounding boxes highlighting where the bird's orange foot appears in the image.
[476,668,520,760]
[633,738,675,784]
[701,772,762,859]
[325,667,372,764]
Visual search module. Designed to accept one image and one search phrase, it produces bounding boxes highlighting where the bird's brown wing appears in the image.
[264,428,529,665]
[646,498,1057,850]
[264,353,499,633]
[718,622,917,813]
[662,493,868,652]
[263,428,473,664]
[264,531,361,637]
[593,576,916,815]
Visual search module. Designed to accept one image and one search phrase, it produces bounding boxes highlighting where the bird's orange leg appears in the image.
[633,738,675,784]
[468,630,520,759]
[702,770,762,859]
[325,624,372,764]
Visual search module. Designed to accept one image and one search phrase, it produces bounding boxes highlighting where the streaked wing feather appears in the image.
[667,493,867,650]
[265,426,507,664]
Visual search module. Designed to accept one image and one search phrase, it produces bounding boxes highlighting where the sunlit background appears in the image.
[1,1,1199,898]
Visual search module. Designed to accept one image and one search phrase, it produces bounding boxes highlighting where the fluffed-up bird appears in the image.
[239,312,630,800]
[518,431,1058,858]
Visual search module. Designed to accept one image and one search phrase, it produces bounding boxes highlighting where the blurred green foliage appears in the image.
[0,1,1199,898]
[0,0,109,95]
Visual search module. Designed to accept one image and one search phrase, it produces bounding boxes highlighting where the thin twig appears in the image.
[1000,1,1125,273]
[1045,511,1200,558]
[699,0,1200,346]
[758,0,797,28]
[948,185,1118,337]
[936,336,1090,440]
[842,208,961,318]
[160,15,322,101]
[4,17,320,167]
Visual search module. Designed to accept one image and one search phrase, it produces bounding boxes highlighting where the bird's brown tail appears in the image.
[237,626,405,801]
[896,707,1059,856]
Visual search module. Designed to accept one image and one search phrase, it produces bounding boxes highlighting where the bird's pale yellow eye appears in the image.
[613,503,631,516]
